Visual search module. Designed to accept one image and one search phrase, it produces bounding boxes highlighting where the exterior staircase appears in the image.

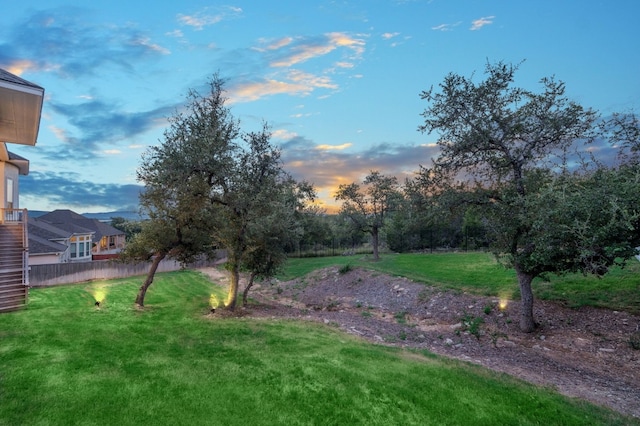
[0,209,28,312]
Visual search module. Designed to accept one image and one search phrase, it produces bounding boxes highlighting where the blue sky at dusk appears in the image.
[2,1,639,213]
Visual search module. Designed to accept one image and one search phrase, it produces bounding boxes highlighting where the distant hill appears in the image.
[29,210,146,222]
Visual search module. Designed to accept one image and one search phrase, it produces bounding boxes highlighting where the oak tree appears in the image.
[129,76,310,310]
[124,76,235,307]
[335,170,400,260]
[419,61,639,332]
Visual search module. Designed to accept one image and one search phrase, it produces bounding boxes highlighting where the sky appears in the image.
[2,0,639,214]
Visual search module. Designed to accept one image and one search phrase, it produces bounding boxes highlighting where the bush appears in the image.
[338,263,353,274]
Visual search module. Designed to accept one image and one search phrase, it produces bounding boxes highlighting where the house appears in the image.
[35,209,125,261]
[0,68,44,312]
[27,216,94,265]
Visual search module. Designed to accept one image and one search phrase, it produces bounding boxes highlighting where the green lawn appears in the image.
[0,270,636,425]
[280,252,640,313]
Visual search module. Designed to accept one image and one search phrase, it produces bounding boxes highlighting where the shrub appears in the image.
[338,263,353,274]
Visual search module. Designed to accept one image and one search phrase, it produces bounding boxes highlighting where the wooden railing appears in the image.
[0,209,28,249]
[0,208,29,311]
[1,208,27,225]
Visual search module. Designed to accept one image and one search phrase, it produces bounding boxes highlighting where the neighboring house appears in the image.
[0,68,44,312]
[27,216,74,265]
[36,209,125,261]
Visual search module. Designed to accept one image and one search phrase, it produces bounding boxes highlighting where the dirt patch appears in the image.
[199,266,640,419]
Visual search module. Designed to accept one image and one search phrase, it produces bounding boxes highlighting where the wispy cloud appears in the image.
[431,22,462,32]
[177,6,243,31]
[20,171,142,211]
[470,16,495,31]
[262,32,365,68]
[230,78,315,102]
[229,70,337,103]
[0,8,170,78]
[43,98,173,160]
[224,32,365,102]
[316,143,352,151]
[272,129,299,140]
[255,36,294,51]
[129,36,170,55]
[381,32,407,47]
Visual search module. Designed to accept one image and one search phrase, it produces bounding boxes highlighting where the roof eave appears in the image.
[0,76,45,146]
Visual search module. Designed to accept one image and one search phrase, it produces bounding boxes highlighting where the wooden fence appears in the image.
[29,254,225,287]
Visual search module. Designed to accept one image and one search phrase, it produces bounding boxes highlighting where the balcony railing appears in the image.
[1,208,27,224]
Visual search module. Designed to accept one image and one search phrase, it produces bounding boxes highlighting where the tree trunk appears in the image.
[135,252,166,307]
[515,265,537,332]
[226,262,240,311]
[371,227,380,261]
[242,272,256,307]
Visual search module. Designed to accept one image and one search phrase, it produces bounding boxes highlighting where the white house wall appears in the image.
[29,253,64,266]
[0,161,20,209]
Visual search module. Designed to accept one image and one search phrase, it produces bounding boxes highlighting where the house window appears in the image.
[6,177,13,209]
[70,235,92,259]
[109,235,116,249]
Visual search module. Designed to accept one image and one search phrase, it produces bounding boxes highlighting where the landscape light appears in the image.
[499,298,508,311]
[92,287,107,308]
[210,294,220,314]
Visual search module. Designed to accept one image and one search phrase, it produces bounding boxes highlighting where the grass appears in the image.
[0,270,635,425]
[279,252,640,314]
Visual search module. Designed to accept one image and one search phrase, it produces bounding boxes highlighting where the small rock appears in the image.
[533,345,550,351]
[496,339,516,348]
[598,348,615,353]
[573,337,591,348]
[445,338,454,346]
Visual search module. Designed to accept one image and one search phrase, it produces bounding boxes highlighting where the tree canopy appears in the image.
[419,61,640,332]
[335,170,400,260]
[127,76,314,309]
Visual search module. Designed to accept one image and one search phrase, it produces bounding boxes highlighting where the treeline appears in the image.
[285,205,487,257]
[112,201,488,259]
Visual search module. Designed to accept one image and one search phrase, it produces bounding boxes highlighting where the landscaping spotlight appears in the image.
[209,294,220,314]
[499,298,508,311]
[92,287,107,308]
